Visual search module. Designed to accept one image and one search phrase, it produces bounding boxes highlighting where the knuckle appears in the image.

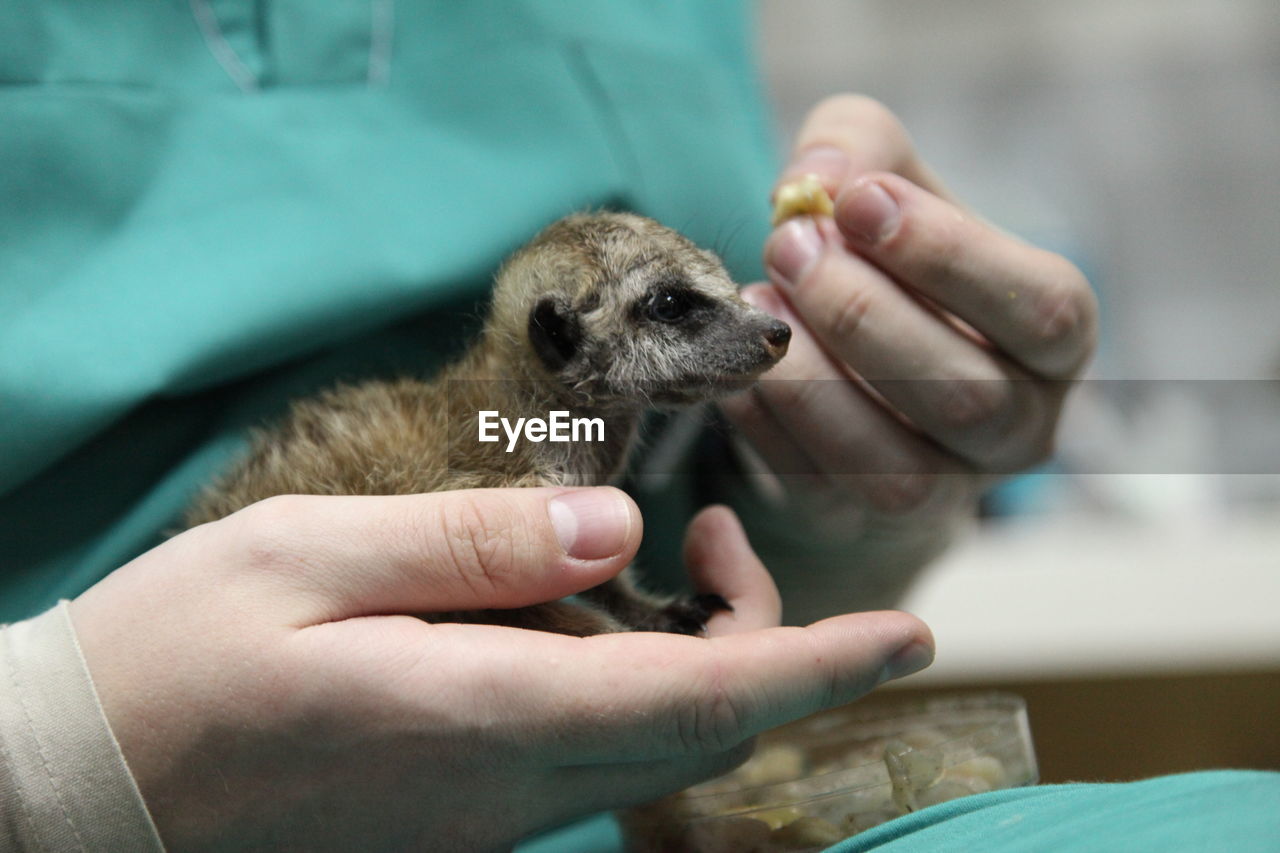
[234,494,312,571]
[807,634,844,709]
[678,660,745,756]
[828,279,877,341]
[1024,256,1098,372]
[903,211,968,278]
[941,379,1060,474]
[243,492,305,527]
[434,497,520,596]
[935,375,1014,435]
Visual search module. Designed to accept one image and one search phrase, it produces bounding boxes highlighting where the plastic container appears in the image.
[618,693,1038,853]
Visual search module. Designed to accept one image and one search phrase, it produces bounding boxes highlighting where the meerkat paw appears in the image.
[631,593,732,636]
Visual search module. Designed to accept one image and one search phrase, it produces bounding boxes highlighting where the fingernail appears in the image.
[781,145,848,187]
[547,489,633,560]
[880,640,934,683]
[767,217,824,288]
[840,179,901,245]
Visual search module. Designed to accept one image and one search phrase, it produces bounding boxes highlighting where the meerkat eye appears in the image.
[647,289,694,323]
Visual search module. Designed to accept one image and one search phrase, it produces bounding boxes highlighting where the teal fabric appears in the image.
[0,0,776,620]
[9,7,1277,853]
[836,771,1280,852]
[517,771,1280,851]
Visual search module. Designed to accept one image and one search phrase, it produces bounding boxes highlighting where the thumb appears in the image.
[213,487,641,625]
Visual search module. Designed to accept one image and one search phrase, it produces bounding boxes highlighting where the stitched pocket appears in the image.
[0,0,396,90]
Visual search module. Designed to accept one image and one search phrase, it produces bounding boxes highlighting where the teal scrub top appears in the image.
[6,4,1277,851]
[0,0,776,621]
[519,770,1280,852]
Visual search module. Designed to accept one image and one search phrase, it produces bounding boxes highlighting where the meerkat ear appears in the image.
[528,296,582,370]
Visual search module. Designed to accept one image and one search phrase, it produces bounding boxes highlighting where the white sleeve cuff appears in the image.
[0,601,164,852]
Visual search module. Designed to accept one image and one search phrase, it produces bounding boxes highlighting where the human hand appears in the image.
[724,95,1097,528]
[71,487,932,851]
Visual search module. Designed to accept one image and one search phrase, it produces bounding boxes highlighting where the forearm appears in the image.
[0,603,163,853]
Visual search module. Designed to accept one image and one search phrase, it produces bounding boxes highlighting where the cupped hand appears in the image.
[71,487,932,852]
[724,94,1098,524]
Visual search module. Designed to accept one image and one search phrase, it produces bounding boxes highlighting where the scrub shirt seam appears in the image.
[561,39,644,193]
[368,0,395,86]
[189,0,260,93]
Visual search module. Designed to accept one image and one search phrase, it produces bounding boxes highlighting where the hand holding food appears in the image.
[722,95,1098,615]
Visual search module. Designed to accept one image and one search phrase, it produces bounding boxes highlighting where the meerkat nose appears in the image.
[763,320,792,356]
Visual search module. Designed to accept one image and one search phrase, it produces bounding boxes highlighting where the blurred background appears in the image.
[756,0,1280,782]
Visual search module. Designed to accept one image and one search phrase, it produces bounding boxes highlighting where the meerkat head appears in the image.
[490,212,791,408]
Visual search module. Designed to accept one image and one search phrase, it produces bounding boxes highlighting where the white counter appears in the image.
[895,509,1280,685]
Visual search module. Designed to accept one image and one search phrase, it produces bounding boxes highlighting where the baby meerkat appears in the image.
[186,212,791,636]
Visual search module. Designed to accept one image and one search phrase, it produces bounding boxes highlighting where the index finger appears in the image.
[681,505,782,635]
[777,95,955,204]
[475,610,934,765]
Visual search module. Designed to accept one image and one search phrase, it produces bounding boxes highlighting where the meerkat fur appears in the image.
[186,212,791,636]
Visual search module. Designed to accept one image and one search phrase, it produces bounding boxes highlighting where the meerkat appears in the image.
[186,212,791,636]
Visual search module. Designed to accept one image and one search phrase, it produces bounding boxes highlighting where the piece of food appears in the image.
[948,755,1007,789]
[884,737,945,813]
[735,744,807,787]
[771,174,835,225]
